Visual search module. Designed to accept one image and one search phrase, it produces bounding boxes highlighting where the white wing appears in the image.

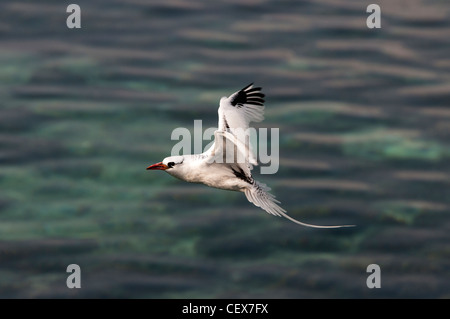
[216,83,264,165]
[218,83,265,133]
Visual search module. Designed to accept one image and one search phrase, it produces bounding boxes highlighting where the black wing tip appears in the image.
[230,83,264,107]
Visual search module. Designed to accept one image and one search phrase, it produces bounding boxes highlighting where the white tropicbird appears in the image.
[147,83,354,228]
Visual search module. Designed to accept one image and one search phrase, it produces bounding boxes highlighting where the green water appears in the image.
[0,0,449,298]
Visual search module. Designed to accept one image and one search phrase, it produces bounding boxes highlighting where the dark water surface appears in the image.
[0,0,449,298]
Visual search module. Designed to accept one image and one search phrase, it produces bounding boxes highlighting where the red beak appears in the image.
[146,162,169,170]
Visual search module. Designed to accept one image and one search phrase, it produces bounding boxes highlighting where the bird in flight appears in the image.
[147,83,353,228]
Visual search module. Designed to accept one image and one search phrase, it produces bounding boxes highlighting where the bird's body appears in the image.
[163,155,247,191]
[147,84,353,228]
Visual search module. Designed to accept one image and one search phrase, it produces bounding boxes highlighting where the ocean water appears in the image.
[0,0,449,298]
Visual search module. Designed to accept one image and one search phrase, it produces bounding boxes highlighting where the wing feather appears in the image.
[216,83,265,165]
[218,83,265,132]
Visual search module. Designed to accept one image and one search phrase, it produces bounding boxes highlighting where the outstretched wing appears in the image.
[218,83,265,134]
[216,83,264,165]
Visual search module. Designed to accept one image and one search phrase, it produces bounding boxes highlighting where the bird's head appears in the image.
[146,156,184,172]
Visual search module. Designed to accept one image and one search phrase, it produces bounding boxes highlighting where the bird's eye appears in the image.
[167,162,175,168]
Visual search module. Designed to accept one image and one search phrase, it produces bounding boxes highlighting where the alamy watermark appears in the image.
[366,264,381,289]
[367,4,381,29]
[66,4,81,29]
[66,4,381,30]
[66,264,81,288]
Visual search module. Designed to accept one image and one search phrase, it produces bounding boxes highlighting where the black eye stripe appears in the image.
[167,162,175,168]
